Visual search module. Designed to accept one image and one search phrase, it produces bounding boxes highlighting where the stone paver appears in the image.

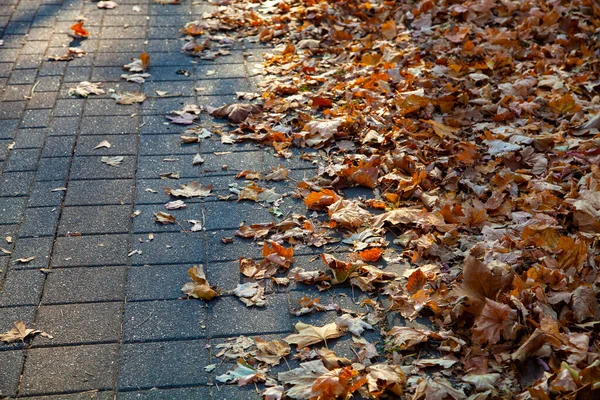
[0,1,310,398]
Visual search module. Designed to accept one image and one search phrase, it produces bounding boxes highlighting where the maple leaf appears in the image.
[254,338,291,365]
[206,103,263,123]
[112,91,146,104]
[406,268,427,295]
[263,386,285,400]
[316,348,351,369]
[358,248,383,262]
[233,282,266,307]
[386,326,429,351]
[310,366,365,399]
[0,321,51,343]
[365,364,406,397]
[164,181,213,198]
[262,240,294,267]
[235,223,274,239]
[181,265,219,301]
[327,199,371,230]
[69,81,104,97]
[336,314,373,336]
[422,119,460,139]
[216,359,265,385]
[284,322,344,349]
[304,189,340,210]
[453,255,513,314]
[472,298,518,345]
[413,376,465,400]
[278,360,330,399]
[321,253,358,284]
[70,21,89,38]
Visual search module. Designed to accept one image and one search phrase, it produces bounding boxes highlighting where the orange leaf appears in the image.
[381,19,397,41]
[549,93,582,115]
[406,268,427,294]
[304,189,339,210]
[358,248,383,262]
[262,240,294,267]
[472,299,517,345]
[71,21,89,38]
[312,97,333,108]
[140,52,150,71]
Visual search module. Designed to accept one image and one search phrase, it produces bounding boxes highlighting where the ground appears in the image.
[0,0,343,398]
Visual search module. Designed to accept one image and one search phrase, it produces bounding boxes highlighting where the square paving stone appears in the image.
[126,264,191,301]
[133,203,203,234]
[200,150,264,176]
[140,134,199,156]
[35,156,71,181]
[0,196,26,224]
[0,350,24,398]
[42,135,76,157]
[118,340,210,390]
[20,109,52,128]
[1,84,30,101]
[208,294,293,337]
[42,266,127,304]
[123,299,207,342]
[34,302,123,346]
[150,67,195,82]
[53,98,84,117]
[0,171,35,196]
[63,66,92,83]
[203,201,274,231]
[20,344,119,396]
[117,387,212,400]
[76,135,139,156]
[13,128,46,149]
[131,232,204,266]
[47,116,79,136]
[0,268,44,306]
[137,155,200,179]
[70,156,136,180]
[0,100,25,120]
[34,75,61,92]
[52,234,130,268]
[4,148,40,171]
[18,206,60,237]
[65,179,134,206]
[26,91,57,109]
[27,180,67,207]
[205,230,261,263]
[10,236,53,270]
[58,205,131,235]
[80,116,139,135]
[9,70,36,85]
[0,119,19,139]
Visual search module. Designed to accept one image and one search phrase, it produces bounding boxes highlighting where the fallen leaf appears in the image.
[97,1,118,9]
[284,322,344,349]
[255,338,291,365]
[70,21,89,38]
[17,256,36,263]
[0,321,52,343]
[233,282,266,307]
[94,140,111,149]
[112,92,146,104]
[164,182,213,198]
[206,103,263,123]
[216,359,265,385]
[278,360,330,399]
[101,156,124,166]
[165,200,186,210]
[69,81,104,97]
[154,211,176,224]
[336,314,373,336]
[472,298,518,345]
[181,265,219,300]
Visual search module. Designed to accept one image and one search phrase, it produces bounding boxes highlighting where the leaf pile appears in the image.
[177,0,600,398]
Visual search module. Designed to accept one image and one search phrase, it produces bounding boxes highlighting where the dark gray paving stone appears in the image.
[204,260,240,293]
[0,100,25,120]
[203,201,274,231]
[0,306,35,351]
[20,109,52,128]
[205,230,261,263]
[118,340,210,390]
[27,180,67,207]
[58,205,131,235]
[0,119,19,139]
[51,234,130,268]
[0,171,35,196]
[211,383,263,400]
[2,84,33,101]
[196,63,246,79]
[26,91,57,109]
[42,135,76,157]
[4,148,40,171]
[126,264,191,301]
[131,232,204,266]
[84,99,140,117]
[43,266,127,304]
[38,60,66,77]
[141,96,196,117]
[80,115,139,135]
[123,299,207,342]
[0,197,26,224]
[137,155,200,179]
[0,268,44,306]
[142,81,195,97]
[91,66,129,82]
[34,75,61,92]
[146,39,182,53]
[194,78,252,96]
[47,116,79,136]
[197,136,257,154]
[139,115,180,135]
[13,128,46,149]
[10,236,53,270]
[35,157,71,181]
[19,391,114,400]
[94,52,136,67]
[133,203,203,234]
[147,25,181,40]
[70,155,136,180]
[97,39,146,54]
[135,179,202,205]
[20,344,119,396]
[75,135,139,156]
[209,293,293,337]
[65,179,134,206]
[63,66,92,83]
[100,25,147,40]
[117,387,212,400]
[140,134,199,155]
[200,150,264,175]
[9,70,36,85]
[34,302,123,346]
[0,350,24,398]
[18,206,60,237]
[53,98,85,117]
[149,67,195,83]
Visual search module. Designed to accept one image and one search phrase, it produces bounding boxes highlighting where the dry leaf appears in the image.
[255,338,291,365]
[154,211,176,224]
[284,322,344,349]
[97,1,118,9]
[69,81,104,97]
[164,181,212,198]
[0,321,52,343]
[94,140,111,149]
[70,21,89,38]
[101,156,124,166]
[206,103,263,123]
[181,265,219,300]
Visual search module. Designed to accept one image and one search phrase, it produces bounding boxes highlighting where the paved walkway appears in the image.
[0,1,358,398]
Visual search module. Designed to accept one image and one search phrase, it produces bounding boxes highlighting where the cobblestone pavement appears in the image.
[0,0,373,399]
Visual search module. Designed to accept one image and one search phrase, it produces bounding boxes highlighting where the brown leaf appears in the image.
[154,211,176,224]
[284,322,344,349]
[0,321,51,343]
[310,366,365,399]
[181,265,219,301]
[164,181,213,198]
[254,338,291,365]
[472,299,518,345]
[206,103,263,123]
